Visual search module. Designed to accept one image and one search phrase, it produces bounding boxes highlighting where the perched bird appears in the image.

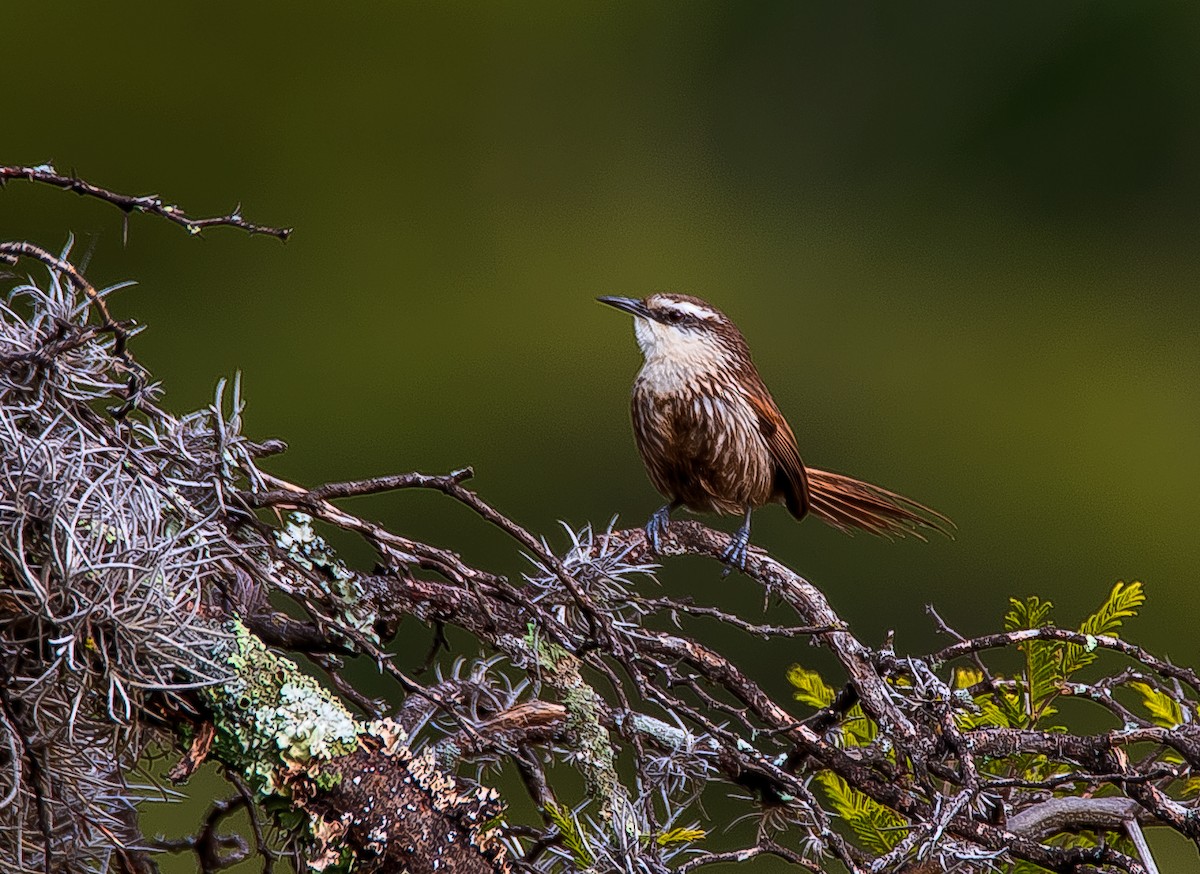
[597,293,952,572]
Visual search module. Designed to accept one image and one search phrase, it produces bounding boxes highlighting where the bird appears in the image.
[597,292,952,573]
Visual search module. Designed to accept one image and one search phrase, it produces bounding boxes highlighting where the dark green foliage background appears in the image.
[5,3,1200,870]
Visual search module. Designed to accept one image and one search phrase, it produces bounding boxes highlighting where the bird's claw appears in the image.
[720,526,752,577]
[645,504,672,554]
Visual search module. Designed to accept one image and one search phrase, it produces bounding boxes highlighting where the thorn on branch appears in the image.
[1,164,292,240]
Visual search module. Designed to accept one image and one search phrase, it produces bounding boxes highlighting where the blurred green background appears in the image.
[5,2,1200,869]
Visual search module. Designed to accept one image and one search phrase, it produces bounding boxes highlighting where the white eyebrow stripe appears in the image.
[658,299,719,320]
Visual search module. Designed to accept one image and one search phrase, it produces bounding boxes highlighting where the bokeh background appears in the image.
[5,2,1200,869]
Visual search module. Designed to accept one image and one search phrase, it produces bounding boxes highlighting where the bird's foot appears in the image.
[645,504,673,553]
[720,524,752,578]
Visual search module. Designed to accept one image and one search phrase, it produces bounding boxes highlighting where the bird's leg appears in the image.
[645,501,680,553]
[720,508,754,577]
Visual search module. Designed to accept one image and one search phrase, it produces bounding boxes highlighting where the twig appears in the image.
[927,602,997,693]
[1126,818,1160,874]
[228,772,277,874]
[240,467,476,508]
[634,595,835,637]
[0,164,291,240]
[151,797,251,873]
[678,840,823,873]
[931,626,1200,695]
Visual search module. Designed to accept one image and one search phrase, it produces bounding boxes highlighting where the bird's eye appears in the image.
[663,310,685,324]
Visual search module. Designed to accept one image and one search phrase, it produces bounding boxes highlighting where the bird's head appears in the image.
[597,293,747,369]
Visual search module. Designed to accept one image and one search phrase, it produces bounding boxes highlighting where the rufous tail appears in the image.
[806,468,954,540]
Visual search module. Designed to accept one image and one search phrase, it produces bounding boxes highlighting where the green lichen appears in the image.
[204,619,362,797]
[275,512,379,643]
[514,624,621,821]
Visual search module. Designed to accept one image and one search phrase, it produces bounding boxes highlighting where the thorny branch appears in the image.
[1,183,1198,873]
[1,164,292,240]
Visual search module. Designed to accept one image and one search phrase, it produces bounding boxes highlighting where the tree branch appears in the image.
[1,164,292,240]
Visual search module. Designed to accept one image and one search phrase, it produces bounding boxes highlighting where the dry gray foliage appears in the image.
[0,246,248,872]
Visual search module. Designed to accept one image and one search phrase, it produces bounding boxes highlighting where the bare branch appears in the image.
[1,164,291,240]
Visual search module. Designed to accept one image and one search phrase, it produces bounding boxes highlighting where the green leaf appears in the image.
[1130,680,1182,729]
[788,665,876,746]
[953,666,983,689]
[954,692,1017,730]
[1005,595,1054,633]
[1005,596,1061,723]
[833,702,878,748]
[656,827,706,847]
[995,686,1028,728]
[1002,584,1145,726]
[787,665,835,708]
[817,772,907,853]
[544,802,594,868]
[1063,581,1144,677]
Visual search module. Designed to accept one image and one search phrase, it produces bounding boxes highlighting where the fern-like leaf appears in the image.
[1130,680,1182,729]
[953,666,983,689]
[656,827,706,847]
[1006,596,1060,723]
[818,773,908,853]
[544,802,594,868]
[788,665,835,708]
[843,704,877,747]
[789,665,879,746]
[1063,581,1144,677]
[1005,595,1054,632]
[955,692,1018,730]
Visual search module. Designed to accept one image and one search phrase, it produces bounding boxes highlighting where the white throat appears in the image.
[633,317,730,392]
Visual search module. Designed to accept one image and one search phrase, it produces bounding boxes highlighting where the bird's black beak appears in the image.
[596,296,649,318]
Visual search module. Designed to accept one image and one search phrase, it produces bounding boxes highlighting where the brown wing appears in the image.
[745,388,810,520]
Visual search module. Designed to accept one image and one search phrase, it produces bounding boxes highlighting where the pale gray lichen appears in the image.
[275,511,380,643]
